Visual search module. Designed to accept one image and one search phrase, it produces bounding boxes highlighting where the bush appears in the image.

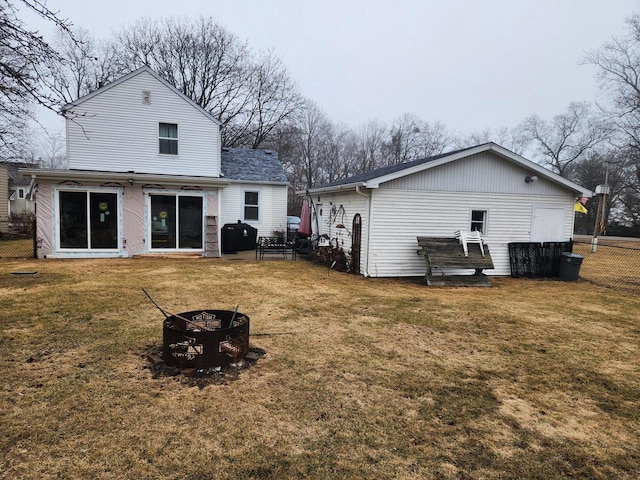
[9,212,36,235]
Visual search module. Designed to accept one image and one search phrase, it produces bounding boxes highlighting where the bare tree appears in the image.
[455,126,531,156]
[115,16,303,148]
[385,114,453,164]
[47,27,125,104]
[228,50,304,148]
[585,13,640,226]
[518,102,610,177]
[0,0,73,158]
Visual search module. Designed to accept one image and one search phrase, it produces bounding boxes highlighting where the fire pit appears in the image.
[162,309,250,369]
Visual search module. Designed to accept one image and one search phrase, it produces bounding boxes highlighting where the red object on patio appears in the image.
[299,198,311,235]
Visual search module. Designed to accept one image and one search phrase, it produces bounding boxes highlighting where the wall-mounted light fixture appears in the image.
[128,178,134,186]
[525,175,538,184]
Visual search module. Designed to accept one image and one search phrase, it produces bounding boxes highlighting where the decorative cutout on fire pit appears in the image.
[190,311,221,330]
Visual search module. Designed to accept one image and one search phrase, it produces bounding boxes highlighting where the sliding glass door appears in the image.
[58,190,118,250]
[150,194,203,250]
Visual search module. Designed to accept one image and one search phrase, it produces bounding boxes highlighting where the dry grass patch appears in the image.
[0,257,639,479]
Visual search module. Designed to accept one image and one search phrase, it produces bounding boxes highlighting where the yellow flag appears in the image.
[574,202,588,214]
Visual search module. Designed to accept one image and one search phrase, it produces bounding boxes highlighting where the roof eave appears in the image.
[19,168,230,188]
[298,182,369,196]
[226,178,289,186]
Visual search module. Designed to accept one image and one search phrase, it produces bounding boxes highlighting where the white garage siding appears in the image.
[311,192,369,274]
[366,188,576,277]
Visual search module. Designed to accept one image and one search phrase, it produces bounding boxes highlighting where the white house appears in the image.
[21,66,288,258]
[303,143,591,277]
[1,162,37,220]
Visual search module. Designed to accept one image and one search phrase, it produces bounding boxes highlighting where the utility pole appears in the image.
[590,168,609,253]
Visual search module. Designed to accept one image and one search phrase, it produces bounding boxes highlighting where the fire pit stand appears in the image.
[162,309,250,369]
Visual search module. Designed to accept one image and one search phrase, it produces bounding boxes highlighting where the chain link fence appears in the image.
[573,239,640,292]
[0,217,37,259]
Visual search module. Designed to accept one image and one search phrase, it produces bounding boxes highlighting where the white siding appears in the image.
[385,151,569,196]
[0,165,7,221]
[66,70,220,177]
[220,183,288,237]
[309,191,369,274]
[366,189,575,277]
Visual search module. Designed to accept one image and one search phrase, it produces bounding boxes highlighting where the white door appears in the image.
[531,207,565,243]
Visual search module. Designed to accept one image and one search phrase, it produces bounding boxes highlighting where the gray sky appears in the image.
[26,0,639,137]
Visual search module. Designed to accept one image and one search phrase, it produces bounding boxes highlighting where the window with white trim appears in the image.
[159,123,178,155]
[244,190,259,221]
[18,188,24,199]
[470,210,487,234]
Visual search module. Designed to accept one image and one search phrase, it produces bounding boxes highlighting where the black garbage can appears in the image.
[558,252,584,281]
[221,221,258,253]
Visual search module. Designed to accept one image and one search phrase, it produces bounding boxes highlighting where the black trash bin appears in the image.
[222,221,257,253]
[558,252,584,281]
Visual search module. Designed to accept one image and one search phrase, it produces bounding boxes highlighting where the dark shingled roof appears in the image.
[311,145,477,189]
[221,147,288,183]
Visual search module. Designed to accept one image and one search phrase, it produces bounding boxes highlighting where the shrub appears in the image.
[9,212,36,235]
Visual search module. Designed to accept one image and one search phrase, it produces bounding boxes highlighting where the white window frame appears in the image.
[159,122,179,156]
[53,186,123,253]
[243,189,261,222]
[470,209,489,235]
[145,190,205,252]
[18,188,24,199]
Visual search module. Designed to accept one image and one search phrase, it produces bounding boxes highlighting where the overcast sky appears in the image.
[25,0,639,137]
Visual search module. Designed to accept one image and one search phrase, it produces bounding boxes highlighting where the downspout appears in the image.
[355,185,371,277]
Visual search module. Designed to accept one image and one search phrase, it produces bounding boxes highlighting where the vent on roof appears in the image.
[222,147,229,152]
[265,151,273,155]
[142,91,151,105]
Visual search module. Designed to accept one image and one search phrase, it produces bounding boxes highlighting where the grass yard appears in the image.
[0,257,639,479]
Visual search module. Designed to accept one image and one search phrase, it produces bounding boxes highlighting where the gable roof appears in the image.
[62,66,221,126]
[221,147,288,184]
[305,143,591,196]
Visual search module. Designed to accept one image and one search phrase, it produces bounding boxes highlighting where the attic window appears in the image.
[159,123,178,155]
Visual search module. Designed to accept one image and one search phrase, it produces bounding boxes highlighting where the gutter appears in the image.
[355,185,371,278]
[296,181,367,196]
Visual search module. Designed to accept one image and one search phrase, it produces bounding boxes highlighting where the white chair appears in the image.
[455,230,485,257]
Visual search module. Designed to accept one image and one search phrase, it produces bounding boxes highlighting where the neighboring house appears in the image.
[5,161,38,216]
[303,143,591,277]
[1,162,37,232]
[21,66,288,258]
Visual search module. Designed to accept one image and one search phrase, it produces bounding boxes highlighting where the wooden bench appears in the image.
[256,236,296,260]
[417,236,494,286]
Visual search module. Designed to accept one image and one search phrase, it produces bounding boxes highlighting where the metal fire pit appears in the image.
[163,310,250,369]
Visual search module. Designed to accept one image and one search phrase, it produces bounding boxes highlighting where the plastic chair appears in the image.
[455,230,485,257]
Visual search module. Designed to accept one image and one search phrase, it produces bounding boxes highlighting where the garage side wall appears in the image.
[310,191,369,274]
[367,189,575,277]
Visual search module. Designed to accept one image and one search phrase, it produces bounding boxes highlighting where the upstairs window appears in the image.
[18,188,24,199]
[159,123,178,155]
[244,191,259,221]
[470,210,487,234]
